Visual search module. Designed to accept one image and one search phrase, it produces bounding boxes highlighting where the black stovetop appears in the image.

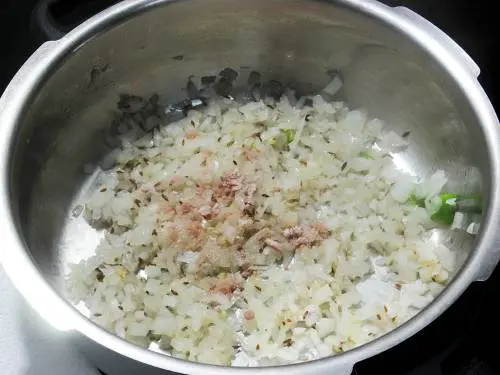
[1,1,499,375]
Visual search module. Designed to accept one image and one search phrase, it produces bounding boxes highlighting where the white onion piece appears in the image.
[321,75,343,97]
[390,179,414,203]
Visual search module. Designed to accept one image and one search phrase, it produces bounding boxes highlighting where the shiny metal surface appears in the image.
[0,0,499,374]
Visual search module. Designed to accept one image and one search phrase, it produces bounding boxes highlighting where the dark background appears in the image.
[0,1,498,374]
[1,0,40,90]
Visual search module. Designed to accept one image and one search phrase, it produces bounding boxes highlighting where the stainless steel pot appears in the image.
[1,0,499,374]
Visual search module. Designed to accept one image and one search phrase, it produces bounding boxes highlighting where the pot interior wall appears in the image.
[9,0,486,291]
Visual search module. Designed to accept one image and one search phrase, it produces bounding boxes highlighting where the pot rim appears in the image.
[1,0,499,374]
